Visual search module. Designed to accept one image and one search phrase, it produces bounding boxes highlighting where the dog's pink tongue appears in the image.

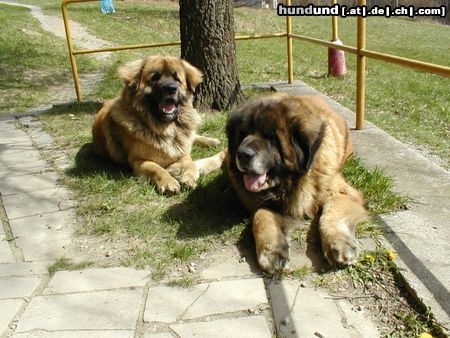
[159,102,176,114]
[243,173,267,192]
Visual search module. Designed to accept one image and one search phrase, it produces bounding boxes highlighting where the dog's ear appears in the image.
[291,117,325,172]
[181,60,203,93]
[118,59,144,89]
[226,109,243,154]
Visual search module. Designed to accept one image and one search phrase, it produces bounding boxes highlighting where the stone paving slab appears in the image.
[0,140,34,152]
[0,276,42,300]
[0,171,59,196]
[145,278,268,324]
[0,219,15,264]
[14,289,143,333]
[336,299,380,337]
[0,299,24,335]
[0,262,49,277]
[0,149,42,165]
[0,159,49,178]
[0,128,29,142]
[170,315,272,338]
[43,267,151,294]
[183,278,268,320]
[2,187,75,220]
[0,240,15,264]
[145,283,209,323]
[9,210,75,261]
[268,279,370,338]
[0,120,16,130]
[12,330,135,338]
[143,333,175,338]
[23,127,55,150]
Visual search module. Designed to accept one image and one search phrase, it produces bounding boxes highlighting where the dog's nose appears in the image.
[237,147,255,164]
[163,83,178,94]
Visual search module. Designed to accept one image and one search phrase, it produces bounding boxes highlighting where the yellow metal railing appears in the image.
[61,0,450,129]
[356,0,367,130]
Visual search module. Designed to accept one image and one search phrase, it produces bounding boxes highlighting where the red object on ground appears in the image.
[328,39,346,76]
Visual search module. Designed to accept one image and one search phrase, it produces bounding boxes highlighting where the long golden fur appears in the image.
[92,56,219,193]
[223,93,368,273]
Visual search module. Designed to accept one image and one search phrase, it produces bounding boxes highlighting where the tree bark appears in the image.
[179,0,242,111]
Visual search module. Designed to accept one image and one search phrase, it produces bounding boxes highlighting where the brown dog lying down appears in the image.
[199,93,368,274]
[92,56,219,194]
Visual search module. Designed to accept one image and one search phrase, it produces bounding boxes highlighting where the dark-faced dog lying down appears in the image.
[199,93,368,274]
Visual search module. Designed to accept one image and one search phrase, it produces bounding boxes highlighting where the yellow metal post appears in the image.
[331,0,338,41]
[61,0,82,102]
[356,0,366,130]
[286,0,294,84]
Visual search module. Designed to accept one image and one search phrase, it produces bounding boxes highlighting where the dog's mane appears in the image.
[111,96,201,158]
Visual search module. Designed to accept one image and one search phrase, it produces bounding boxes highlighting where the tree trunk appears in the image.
[179,0,242,111]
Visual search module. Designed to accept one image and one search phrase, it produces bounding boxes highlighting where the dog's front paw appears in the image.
[257,241,290,275]
[156,175,181,194]
[322,233,358,267]
[194,135,221,147]
[178,172,197,189]
[167,162,198,189]
[203,137,220,146]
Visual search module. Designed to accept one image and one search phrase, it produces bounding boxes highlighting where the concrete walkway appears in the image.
[0,81,448,337]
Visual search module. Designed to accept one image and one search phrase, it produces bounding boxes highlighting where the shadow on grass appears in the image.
[66,142,132,180]
[46,100,102,116]
[165,172,248,238]
[164,171,261,272]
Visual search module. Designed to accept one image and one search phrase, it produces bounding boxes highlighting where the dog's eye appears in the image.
[173,72,181,82]
[150,72,161,81]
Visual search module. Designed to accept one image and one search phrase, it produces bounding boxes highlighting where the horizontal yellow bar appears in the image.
[73,33,287,55]
[62,0,98,5]
[290,33,357,54]
[73,41,181,55]
[360,49,450,78]
[289,33,449,78]
[235,32,287,41]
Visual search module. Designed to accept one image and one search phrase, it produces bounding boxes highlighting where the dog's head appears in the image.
[119,56,202,122]
[226,94,325,193]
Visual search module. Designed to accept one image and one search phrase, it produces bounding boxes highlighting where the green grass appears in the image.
[39,97,408,276]
[48,257,94,276]
[344,157,409,214]
[168,276,195,288]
